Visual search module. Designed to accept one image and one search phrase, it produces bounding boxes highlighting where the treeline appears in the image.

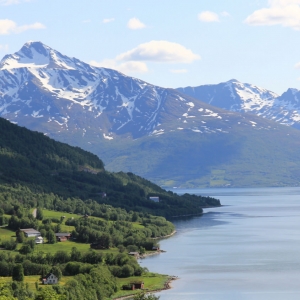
[0,267,117,300]
[0,117,221,218]
[0,247,143,278]
[67,215,173,249]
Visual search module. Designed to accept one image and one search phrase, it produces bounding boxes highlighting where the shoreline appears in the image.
[151,230,177,240]
[112,276,178,300]
[112,230,178,299]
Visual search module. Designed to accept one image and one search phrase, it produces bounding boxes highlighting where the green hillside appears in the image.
[0,117,220,217]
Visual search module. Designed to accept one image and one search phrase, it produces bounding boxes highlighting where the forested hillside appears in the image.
[0,117,220,218]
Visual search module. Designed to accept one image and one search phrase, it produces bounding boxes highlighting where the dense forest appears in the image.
[0,117,220,218]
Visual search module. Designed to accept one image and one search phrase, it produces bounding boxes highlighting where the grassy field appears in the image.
[0,275,71,290]
[0,226,16,242]
[111,273,169,299]
[0,210,164,299]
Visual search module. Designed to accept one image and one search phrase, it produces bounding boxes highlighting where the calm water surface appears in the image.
[139,187,300,300]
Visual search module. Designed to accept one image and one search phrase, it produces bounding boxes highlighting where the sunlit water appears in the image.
[139,187,300,300]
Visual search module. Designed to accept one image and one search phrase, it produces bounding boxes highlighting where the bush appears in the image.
[12,264,24,282]
[2,239,17,250]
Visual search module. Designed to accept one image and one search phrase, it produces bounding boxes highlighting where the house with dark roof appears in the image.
[55,233,71,242]
[42,273,58,285]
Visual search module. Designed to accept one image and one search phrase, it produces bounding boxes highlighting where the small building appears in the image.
[128,252,140,258]
[122,281,144,290]
[90,241,109,249]
[20,228,41,238]
[152,246,160,251]
[149,197,159,202]
[35,236,44,244]
[55,233,71,242]
[42,273,58,285]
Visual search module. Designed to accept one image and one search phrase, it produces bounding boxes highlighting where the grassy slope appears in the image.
[0,210,168,298]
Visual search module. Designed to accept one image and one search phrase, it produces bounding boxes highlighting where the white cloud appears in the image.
[198,11,220,22]
[82,19,91,24]
[127,17,146,29]
[221,11,230,17]
[116,40,200,63]
[245,0,300,30]
[103,18,115,24]
[90,59,148,74]
[170,69,188,73]
[0,19,45,35]
[295,62,300,69]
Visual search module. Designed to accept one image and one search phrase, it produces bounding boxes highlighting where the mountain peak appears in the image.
[0,41,92,71]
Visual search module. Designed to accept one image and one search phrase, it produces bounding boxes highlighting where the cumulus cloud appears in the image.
[221,11,230,17]
[90,59,148,74]
[103,18,115,23]
[198,11,220,22]
[0,19,45,35]
[127,17,146,29]
[116,40,200,63]
[245,0,300,30]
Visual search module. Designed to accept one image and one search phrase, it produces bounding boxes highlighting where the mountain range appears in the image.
[177,79,300,129]
[1,41,300,188]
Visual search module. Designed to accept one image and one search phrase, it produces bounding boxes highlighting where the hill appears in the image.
[0,117,220,217]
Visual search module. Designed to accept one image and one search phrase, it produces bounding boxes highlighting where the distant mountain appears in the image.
[177,79,300,129]
[0,41,225,139]
[2,42,300,188]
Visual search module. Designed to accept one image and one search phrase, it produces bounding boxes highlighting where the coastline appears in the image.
[112,276,178,300]
[112,230,178,299]
[151,230,177,240]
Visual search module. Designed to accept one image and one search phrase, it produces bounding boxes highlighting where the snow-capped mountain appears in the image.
[0,42,265,140]
[177,80,300,129]
[3,41,300,188]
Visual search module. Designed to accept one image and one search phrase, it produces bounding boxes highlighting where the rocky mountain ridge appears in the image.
[177,79,300,129]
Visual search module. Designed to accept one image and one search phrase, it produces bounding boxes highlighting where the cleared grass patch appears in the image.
[0,226,16,242]
[111,273,169,299]
[0,275,72,291]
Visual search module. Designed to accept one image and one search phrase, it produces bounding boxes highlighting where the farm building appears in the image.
[20,228,41,238]
[55,233,71,242]
[42,273,58,285]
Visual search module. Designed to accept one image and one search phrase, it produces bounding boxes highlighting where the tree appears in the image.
[50,266,62,281]
[19,244,33,255]
[36,208,44,220]
[16,230,25,243]
[47,230,56,244]
[12,264,24,282]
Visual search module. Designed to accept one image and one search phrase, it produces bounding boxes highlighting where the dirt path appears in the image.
[32,208,37,218]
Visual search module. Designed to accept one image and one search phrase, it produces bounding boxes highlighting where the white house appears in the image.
[42,273,58,285]
[20,228,41,238]
[35,236,44,244]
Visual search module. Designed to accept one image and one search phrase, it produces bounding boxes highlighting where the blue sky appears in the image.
[0,0,300,95]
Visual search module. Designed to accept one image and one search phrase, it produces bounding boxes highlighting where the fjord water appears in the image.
[139,187,300,300]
